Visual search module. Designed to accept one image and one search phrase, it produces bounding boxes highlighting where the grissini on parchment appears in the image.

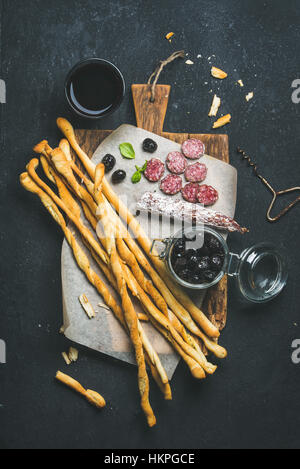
[21,118,229,426]
[35,139,226,357]
[56,117,220,340]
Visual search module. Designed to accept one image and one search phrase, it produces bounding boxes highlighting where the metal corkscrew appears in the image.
[237,148,300,222]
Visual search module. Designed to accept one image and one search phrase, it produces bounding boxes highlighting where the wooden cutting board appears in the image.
[74,84,229,331]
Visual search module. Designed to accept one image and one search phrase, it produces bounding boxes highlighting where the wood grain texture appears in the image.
[75,129,228,331]
[132,84,171,135]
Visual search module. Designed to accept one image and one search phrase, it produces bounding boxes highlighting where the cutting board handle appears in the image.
[132,84,171,136]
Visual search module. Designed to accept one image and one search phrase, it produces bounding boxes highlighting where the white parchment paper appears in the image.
[62,125,237,379]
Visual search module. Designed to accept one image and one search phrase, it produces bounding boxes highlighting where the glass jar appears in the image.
[150,226,288,303]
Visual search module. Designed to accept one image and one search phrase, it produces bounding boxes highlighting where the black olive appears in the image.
[112,170,126,184]
[102,154,116,173]
[206,235,222,253]
[173,257,186,273]
[204,270,216,282]
[196,246,210,258]
[210,255,223,271]
[185,249,197,261]
[197,256,210,272]
[187,256,198,270]
[179,269,190,281]
[189,275,202,285]
[143,138,158,153]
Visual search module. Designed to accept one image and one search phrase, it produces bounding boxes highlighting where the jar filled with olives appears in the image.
[150,226,288,303]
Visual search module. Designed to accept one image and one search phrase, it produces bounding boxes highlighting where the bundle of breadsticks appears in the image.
[20,118,227,427]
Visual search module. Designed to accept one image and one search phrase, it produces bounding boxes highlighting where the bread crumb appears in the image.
[79,294,96,319]
[237,79,244,87]
[165,32,174,42]
[62,352,71,366]
[59,325,65,334]
[212,114,231,129]
[246,92,254,102]
[68,347,79,363]
[98,302,110,311]
[185,60,194,65]
[208,94,221,117]
[211,66,228,79]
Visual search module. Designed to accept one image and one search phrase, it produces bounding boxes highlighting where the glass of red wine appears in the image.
[65,58,125,119]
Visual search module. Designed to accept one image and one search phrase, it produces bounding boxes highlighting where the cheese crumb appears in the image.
[237,79,244,87]
[79,294,96,319]
[68,347,79,363]
[208,94,221,117]
[185,60,194,65]
[62,352,71,366]
[246,92,254,102]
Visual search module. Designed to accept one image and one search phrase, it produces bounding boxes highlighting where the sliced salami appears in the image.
[181,182,201,203]
[182,139,205,159]
[166,151,187,175]
[144,158,165,182]
[185,162,208,182]
[160,174,183,195]
[197,185,219,206]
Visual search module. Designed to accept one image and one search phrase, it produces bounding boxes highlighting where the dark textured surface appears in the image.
[1,0,300,449]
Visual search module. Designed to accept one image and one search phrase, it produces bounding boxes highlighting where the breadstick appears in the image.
[94,162,116,255]
[110,247,156,427]
[40,156,82,219]
[145,352,172,401]
[40,155,56,184]
[56,371,106,409]
[56,118,219,339]
[153,321,206,379]
[26,159,108,266]
[59,139,73,161]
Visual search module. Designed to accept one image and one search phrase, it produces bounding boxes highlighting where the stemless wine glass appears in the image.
[150,226,288,304]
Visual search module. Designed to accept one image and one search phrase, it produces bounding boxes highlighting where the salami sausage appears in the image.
[166,151,187,174]
[160,174,183,195]
[182,139,205,159]
[137,192,248,234]
[197,185,219,206]
[185,162,207,182]
[181,182,200,203]
[144,158,165,182]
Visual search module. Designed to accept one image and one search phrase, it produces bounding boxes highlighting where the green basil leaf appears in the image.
[135,161,148,173]
[131,171,142,184]
[119,143,135,160]
[140,161,148,172]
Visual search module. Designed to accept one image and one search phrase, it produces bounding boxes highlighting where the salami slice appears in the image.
[181,182,201,203]
[197,185,219,206]
[182,139,205,159]
[160,174,182,195]
[185,162,207,182]
[166,151,187,174]
[144,158,165,182]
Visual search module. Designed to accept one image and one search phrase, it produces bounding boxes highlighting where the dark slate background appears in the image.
[1,0,300,449]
